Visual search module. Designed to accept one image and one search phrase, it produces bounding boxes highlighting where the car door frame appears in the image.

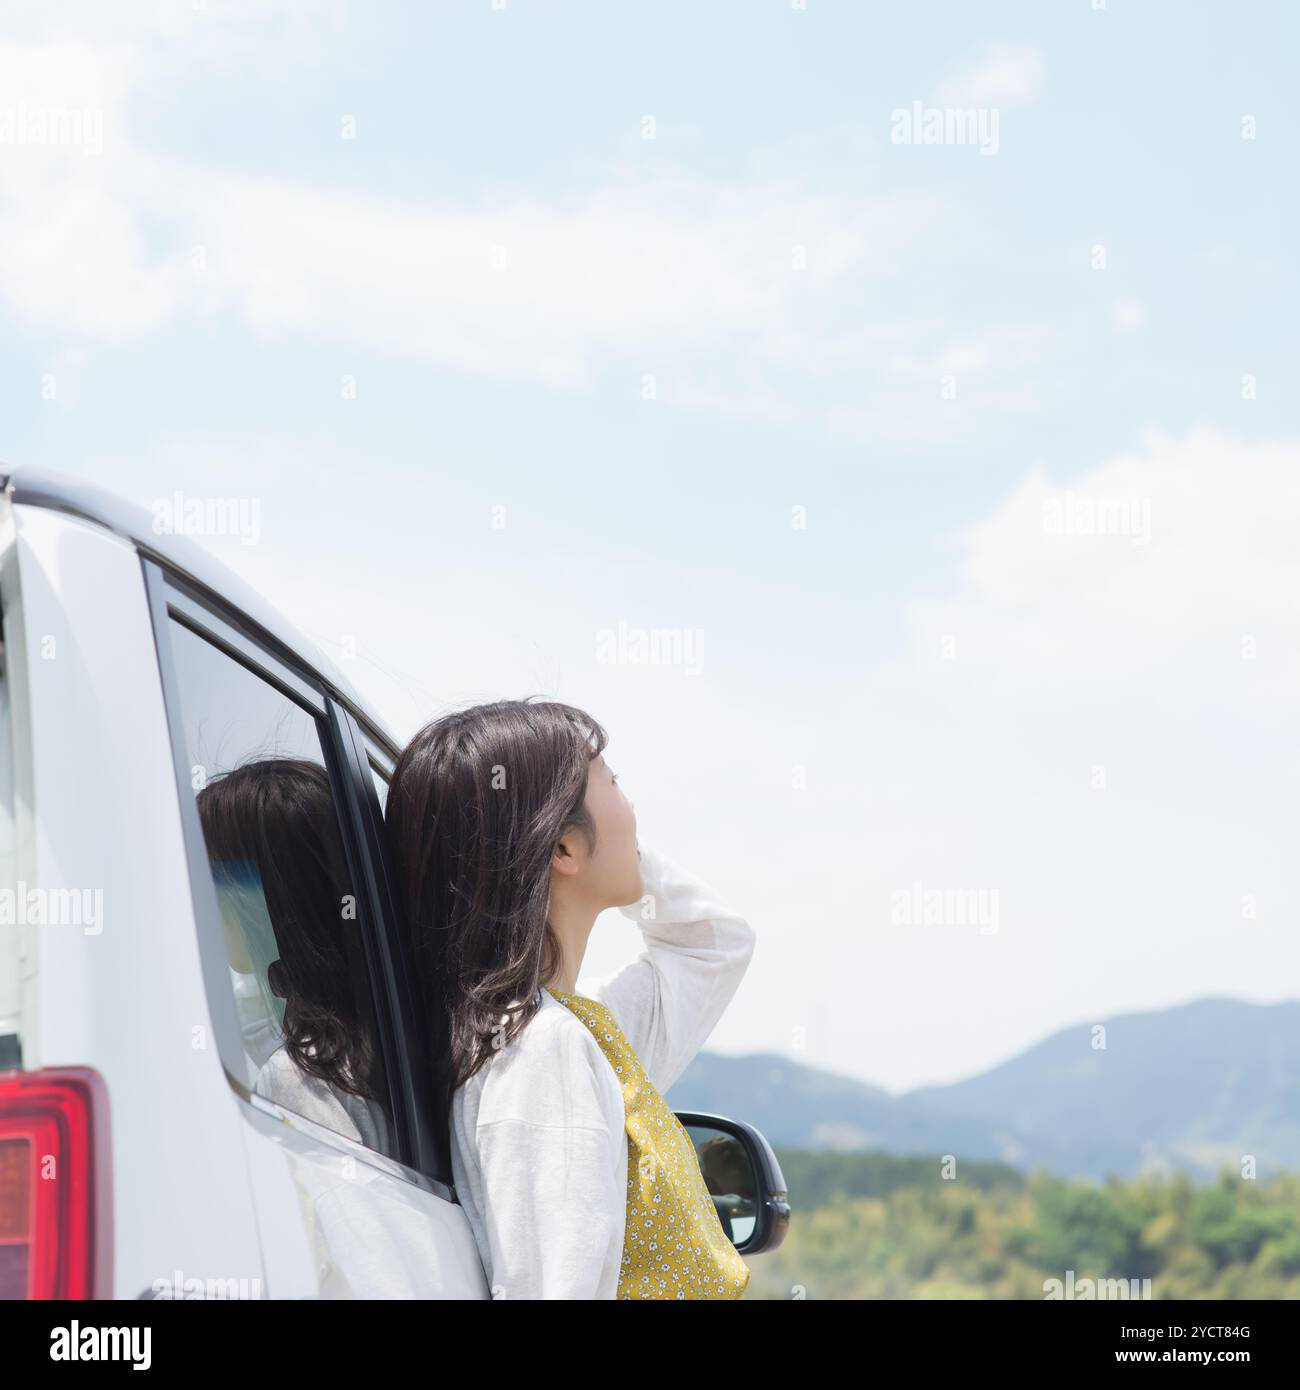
[142,556,454,1194]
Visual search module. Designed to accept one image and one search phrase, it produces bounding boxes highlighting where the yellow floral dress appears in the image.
[545,986,750,1300]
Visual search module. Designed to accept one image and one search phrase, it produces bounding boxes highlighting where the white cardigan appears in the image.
[449,843,756,1300]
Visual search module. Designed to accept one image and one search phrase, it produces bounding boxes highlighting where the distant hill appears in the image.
[665,997,1300,1182]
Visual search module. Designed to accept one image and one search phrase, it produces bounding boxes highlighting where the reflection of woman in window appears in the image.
[197,758,392,1153]
[386,698,755,1299]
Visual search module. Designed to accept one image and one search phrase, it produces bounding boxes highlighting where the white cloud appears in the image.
[0,35,1058,436]
[0,1,347,71]
[938,41,1045,108]
[1113,299,1145,331]
[0,41,189,336]
[819,425,1300,1088]
[895,426,1300,710]
[193,167,915,388]
[895,323,1057,380]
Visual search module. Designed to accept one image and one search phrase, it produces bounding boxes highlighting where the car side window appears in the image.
[166,618,398,1159]
[369,759,390,813]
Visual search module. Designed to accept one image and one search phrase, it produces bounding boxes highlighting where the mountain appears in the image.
[664,997,1300,1182]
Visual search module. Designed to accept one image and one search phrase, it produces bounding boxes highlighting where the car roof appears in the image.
[3,464,400,759]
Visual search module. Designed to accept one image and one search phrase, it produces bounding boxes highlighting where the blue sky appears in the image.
[2,1,1297,1098]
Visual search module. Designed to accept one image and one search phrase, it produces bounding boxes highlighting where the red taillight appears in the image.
[0,1068,112,1299]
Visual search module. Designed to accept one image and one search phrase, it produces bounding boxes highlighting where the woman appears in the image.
[197,757,396,1154]
[385,697,756,1299]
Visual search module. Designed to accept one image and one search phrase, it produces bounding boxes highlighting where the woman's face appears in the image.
[578,752,642,908]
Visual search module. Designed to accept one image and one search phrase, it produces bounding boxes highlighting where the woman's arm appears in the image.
[472,1022,625,1299]
[578,843,756,1094]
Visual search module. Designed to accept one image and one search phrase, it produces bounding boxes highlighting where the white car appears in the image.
[0,466,789,1300]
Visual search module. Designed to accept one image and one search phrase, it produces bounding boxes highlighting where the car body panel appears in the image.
[5,493,486,1298]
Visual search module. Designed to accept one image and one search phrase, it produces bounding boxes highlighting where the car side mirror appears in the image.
[675,1111,789,1256]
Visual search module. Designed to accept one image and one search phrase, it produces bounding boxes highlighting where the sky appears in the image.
[2,0,1297,1095]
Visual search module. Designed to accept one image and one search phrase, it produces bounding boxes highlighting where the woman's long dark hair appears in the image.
[197,757,385,1105]
[384,698,608,1108]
